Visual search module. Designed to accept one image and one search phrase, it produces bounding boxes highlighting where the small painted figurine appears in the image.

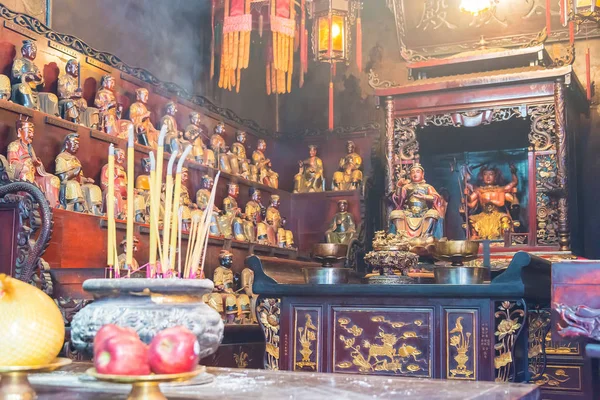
[134,158,151,223]
[390,164,445,249]
[241,268,257,323]
[57,60,89,125]
[130,88,159,147]
[210,122,235,173]
[195,175,222,236]
[294,145,324,193]
[252,139,279,188]
[213,250,234,293]
[7,118,60,208]
[203,293,225,321]
[225,294,239,324]
[55,132,102,214]
[101,147,128,220]
[325,200,357,245]
[464,164,520,240]
[279,216,295,249]
[237,294,251,324]
[180,167,198,231]
[332,140,363,191]
[244,188,268,244]
[183,112,212,165]
[230,130,250,176]
[11,40,59,115]
[0,74,10,100]
[117,236,140,270]
[161,101,182,153]
[265,194,283,246]
[94,74,119,136]
[217,183,247,241]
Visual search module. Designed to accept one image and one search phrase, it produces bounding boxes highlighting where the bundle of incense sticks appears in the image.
[148,126,168,276]
[184,171,221,279]
[106,144,119,278]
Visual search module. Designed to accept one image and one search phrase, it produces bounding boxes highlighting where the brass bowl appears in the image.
[433,240,480,266]
[312,243,347,268]
[434,266,486,285]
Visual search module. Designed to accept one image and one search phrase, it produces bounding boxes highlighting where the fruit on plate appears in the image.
[0,274,65,366]
[93,324,138,356]
[148,326,200,374]
[95,335,151,375]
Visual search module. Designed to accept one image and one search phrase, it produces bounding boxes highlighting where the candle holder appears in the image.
[0,358,72,400]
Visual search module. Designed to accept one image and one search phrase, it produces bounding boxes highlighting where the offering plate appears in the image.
[0,357,72,400]
[303,244,349,284]
[87,366,205,400]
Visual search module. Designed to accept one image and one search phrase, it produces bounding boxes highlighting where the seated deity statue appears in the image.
[241,268,258,323]
[101,148,128,220]
[7,118,60,208]
[94,75,132,138]
[55,133,102,215]
[231,130,250,176]
[117,236,140,271]
[184,112,213,166]
[265,195,283,246]
[278,216,294,249]
[179,167,198,232]
[332,140,363,191]
[463,164,520,240]
[134,158,151,223]
[129,88,159,148]
[217,183,248,241]
[294,145,324,193]
[213,250,234,294]
[195,175,222,236]
[252,139,279,188]
[58,60,97,127]
[161,101,182,153]
[390,164,446,251]
[11,40,59,116]
[210,122,236,173]
[0,74,10,100]
[325,200,357,245]
[244,188,268,243]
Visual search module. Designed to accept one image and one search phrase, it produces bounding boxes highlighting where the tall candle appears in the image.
[162,150,178,273]
[586,48,592,101]
[569,21,575,45]
[126,126,135,268]
[148,152,157,273]
[107,144,115,267]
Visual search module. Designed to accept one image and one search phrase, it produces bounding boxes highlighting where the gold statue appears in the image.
[118,236,140,270]
[180,167,198,231]
[11,40,59,115]
[294,145,324,193]
[325,200,357,245]
[196,175,222,236]
[231,131,250,177]
[241,268,257,323]
[101,148,128,220]
[130,88,159,148]
[0,74,11,100]
[279,216,295,249]
[134,158,151,223]
[184,112,212,166]
[213,250,234,293]
[252,139,279,188]
[210,122,235,173]
[225,294,238,324]
[95,75,129,138]
[218,183,248,241]
[6,118,60,208]
[244,188,268,244]
[265,195,283,246]
[332,140,363,191]
[390,164,445,250]
[237,294,252,324]
[57,60,91,126]
[161,101,182,153]
[464,165,519,240]
[55,133,102,215]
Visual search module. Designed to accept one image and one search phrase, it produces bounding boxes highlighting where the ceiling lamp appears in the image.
[565,0,600,24]
[459,0,491,15]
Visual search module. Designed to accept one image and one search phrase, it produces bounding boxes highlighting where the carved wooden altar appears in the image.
[372,45,588,255]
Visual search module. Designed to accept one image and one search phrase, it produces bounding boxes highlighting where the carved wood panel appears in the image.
[292,306,322,372]
[444,309,478,381]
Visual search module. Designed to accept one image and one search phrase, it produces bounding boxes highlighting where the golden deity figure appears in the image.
[55,133,102,215]
[95,75,123,137]
[161,101,183,153]
[129,88,159,148]
[237,294,251,324]
[203,293,224,317]
[217,183,248,241]
[244,188,268,243]
[118,236,140,271]
[325,200,357,245]
[183,112,213,166]
[210,122,236,173]
[252,139,279,188]
[464,165,520,240]
[101,147,128,220]
[5,118,60,208]
[195,175,222,236]
[11,40,59,115]
[0,74,11,100]
[57,60,91,126]
[241,268,258,323]
[231,130,250,177]
[213,250,234,294]
[294,145,324,193]
[332,140,363,191]
[265,195,283,246]
[278,217,295,249]
[390,164,446,250]
[180,167,198,232]
[134,158,151,223]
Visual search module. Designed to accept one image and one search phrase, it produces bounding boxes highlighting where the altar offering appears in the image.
[364,231,419,284]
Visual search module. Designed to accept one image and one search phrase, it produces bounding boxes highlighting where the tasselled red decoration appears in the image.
[569,21,575,45]
[356,16,362,70]
[546,0,552,35]
[586,48,592,101]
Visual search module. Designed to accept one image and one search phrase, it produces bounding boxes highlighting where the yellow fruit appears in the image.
[0,274,65,366]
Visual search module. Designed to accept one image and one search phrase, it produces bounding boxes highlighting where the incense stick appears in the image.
[169,146,192,270]
[161,150,178,273]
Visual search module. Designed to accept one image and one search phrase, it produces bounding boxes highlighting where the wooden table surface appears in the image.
[27,362,540,400]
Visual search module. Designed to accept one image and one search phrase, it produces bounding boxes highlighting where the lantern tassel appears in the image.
[356,16,362,70]
[329,81,334,131]
[210,0,215,79]
[569,21,575,45]
[586,48,592,101]
[545,0,551,36]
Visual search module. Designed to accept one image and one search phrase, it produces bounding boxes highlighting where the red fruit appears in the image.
[148,326,200,374]
[93,324,138,357]
[94,335,151,376]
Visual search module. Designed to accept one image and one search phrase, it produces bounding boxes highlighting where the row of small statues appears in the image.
[0,118,292,248]
[4,40,280,189]
[293,141,363,193]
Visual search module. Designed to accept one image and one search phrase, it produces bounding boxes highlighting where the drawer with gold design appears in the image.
[532,364,582,392]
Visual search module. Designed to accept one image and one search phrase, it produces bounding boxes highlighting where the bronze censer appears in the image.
[303,243,349,284]
[432,239,484,284]
[364,231,418,284]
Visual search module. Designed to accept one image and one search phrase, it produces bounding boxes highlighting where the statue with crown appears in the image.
[390,163,446,255]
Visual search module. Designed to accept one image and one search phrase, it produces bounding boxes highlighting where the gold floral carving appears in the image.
[234,351,249,368]
[338,317,364,337]
[494,301,526,382]
[533,369,571,388]
[296,314,317,370]
[257,298,280,370]
[544,332,579,355]
[449,317,473,378]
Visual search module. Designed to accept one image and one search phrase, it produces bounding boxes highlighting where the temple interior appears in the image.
[0,0,600,399]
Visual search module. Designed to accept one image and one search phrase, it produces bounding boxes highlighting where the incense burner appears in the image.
[71,279,224,358]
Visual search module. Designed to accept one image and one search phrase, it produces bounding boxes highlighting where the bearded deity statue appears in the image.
[58,59,98,127]
[183,112,212,165]
[217,183,248,241]
[195,175,222,236]
[252,139,278,188]
[463,164,520,240]
[390,164,446,253]
[129,88,159,148]
[332,141,363,191]
[95,74,133,138]
[325,200,357,245]
[244,188,268,243]
[101,148,128,220]
[294,145,324,193]
[231,130,250,177]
